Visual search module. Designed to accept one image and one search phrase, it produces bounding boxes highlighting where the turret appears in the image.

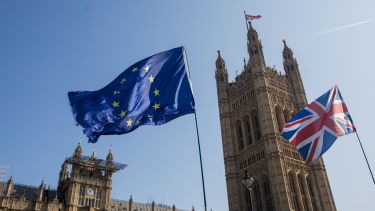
[283,40,307,109]
[215,50,228,83]
[4,176,13,196]
[91,146,96,160]
[247,22,266,70]
[106,148,113,164]
[73,143,82,158]
[37,180,44,201]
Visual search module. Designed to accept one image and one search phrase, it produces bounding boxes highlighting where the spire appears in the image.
[215,50,225,69]
[247,23,265,68]
[192,206,195,211]
[37,180,44,201]
[74,143,82,158]
[247,21,259,43]
[106,147,113,163]
[282,39,294,60]
[91,146,96,159]
[39,180,44,188]
[215,50,228,82]
[5,176,14,196]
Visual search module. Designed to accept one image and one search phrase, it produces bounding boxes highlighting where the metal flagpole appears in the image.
[354,131,375,184]
[182,46,208,211]
[244,10,249,30]
[194,112,208,211]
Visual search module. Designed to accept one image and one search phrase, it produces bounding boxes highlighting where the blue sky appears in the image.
[0,1,374,210]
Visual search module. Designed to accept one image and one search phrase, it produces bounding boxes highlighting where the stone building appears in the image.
[0,144,187,211]
[215,23,336,211]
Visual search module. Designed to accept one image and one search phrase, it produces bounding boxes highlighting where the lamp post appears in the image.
[242,171,255,211]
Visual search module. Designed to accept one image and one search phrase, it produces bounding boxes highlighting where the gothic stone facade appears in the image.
[0,145,186,211]
[215,23,336,211]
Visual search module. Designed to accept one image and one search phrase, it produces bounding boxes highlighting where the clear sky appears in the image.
[0,1,374,210]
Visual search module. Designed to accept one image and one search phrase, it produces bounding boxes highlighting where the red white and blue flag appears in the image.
[282,85,355,164]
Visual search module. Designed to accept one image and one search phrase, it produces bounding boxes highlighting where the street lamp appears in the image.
[242,171,255,211]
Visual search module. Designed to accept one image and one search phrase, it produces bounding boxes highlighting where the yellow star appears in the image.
[113,90,120,95]
[148,75,154,83]
[131,67,138,72]
[112,101,119,108]
[120,111,126,118]
[126,118,133,127]
[144,65,150,73]
[153,88,160,96]
[152,103,160,110]
[120,78,126,84]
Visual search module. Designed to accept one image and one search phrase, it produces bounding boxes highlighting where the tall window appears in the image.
[95,189,102,208]
[263,176,274,211]
[78,185,85,206]
[251,110,261,141]
[298,175,308,211]
[275,106,284,132]
[288,172,301,211]
[307,177,317,211]
[244,115,253,145]
[254,181,263,211]
[236,120,245,150]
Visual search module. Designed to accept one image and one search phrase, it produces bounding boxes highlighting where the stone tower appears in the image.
[57,144,126,211]
[215,23,336,211]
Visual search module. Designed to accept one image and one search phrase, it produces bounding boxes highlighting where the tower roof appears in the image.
[282,39,293,56]
[216,50,226,68]
[74,143,82,158]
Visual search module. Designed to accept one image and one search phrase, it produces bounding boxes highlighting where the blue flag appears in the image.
[68,47,195,143]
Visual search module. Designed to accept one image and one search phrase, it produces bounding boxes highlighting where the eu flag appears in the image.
[68,47,195,143]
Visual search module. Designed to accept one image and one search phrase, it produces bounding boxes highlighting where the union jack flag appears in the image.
[282,85,355,164]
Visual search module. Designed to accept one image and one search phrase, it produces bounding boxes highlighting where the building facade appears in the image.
[215,23,336,211]
[0,144,186,211]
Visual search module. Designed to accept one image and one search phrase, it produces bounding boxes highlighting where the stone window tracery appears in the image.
[236,120,245,150]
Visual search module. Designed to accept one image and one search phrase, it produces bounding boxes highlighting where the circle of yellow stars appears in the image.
[110,64,164,127]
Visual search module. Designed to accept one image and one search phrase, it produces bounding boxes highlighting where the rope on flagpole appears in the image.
[354,131,375,185]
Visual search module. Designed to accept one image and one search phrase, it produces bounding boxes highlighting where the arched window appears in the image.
[251,110,261,141]
[263,176,274,211]
[288,172,301,211]
[298,175,308,211]
[275,106,284,132]
[243,115,253,145]
[236,120,245,150]
[254,181,263,211]
[284,109,291,124]
[307,177,317,211]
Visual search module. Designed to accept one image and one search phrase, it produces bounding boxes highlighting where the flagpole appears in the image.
[354,131,375,184]
[244,10,249,30]
[194,112,208,211]
[182,46,208,211]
